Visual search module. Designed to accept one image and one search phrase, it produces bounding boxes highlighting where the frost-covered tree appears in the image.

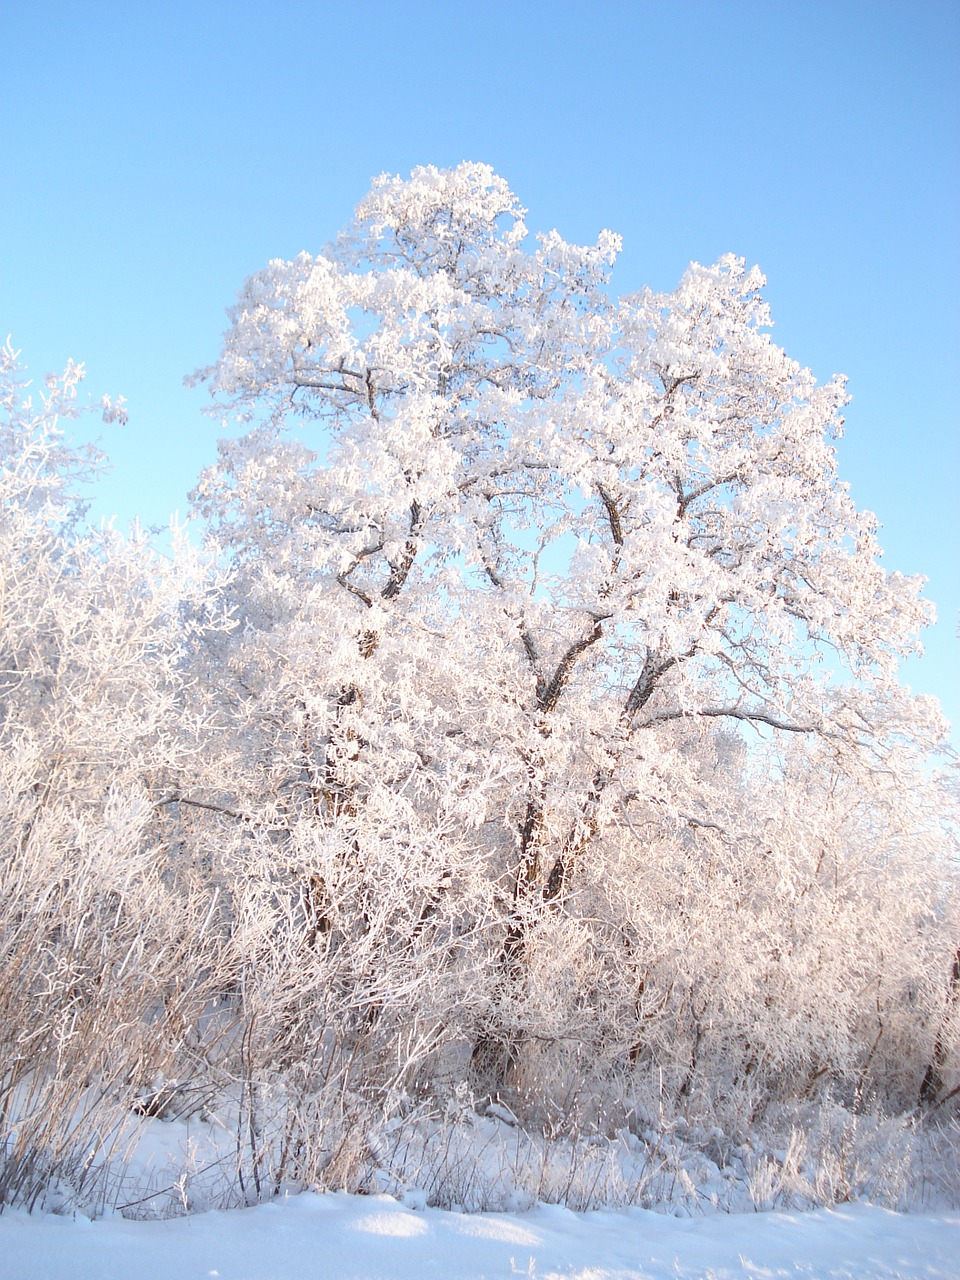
[187,163,955,1108]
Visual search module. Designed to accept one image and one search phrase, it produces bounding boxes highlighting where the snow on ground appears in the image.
[1,1193,957,1280]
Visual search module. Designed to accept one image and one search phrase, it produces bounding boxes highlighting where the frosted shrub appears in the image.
[0,347,232,1211]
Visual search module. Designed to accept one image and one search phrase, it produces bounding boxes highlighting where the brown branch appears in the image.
[336,574,373,608]
[638,705,816,733]
[596,482,624,546]
[623,650,681,718]
[158,793,244,822]
[381,500,423,600]
[537,619,604,713]
[365,369,380,423]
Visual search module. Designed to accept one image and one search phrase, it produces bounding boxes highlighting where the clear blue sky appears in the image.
[2,0,957,739]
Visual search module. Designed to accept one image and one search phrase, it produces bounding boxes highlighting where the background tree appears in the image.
[0,344,233,1208]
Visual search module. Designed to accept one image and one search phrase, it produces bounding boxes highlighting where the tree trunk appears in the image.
[919,945,960,1107]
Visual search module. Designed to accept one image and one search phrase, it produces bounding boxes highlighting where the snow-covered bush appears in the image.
[0,346,233,1211]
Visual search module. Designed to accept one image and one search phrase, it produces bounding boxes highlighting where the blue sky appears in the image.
[2,0,957,739]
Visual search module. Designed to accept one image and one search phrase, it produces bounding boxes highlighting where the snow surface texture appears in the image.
[1,1193,957,1280]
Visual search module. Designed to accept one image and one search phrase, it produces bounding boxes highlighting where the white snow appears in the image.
[1,1193,956,1280]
